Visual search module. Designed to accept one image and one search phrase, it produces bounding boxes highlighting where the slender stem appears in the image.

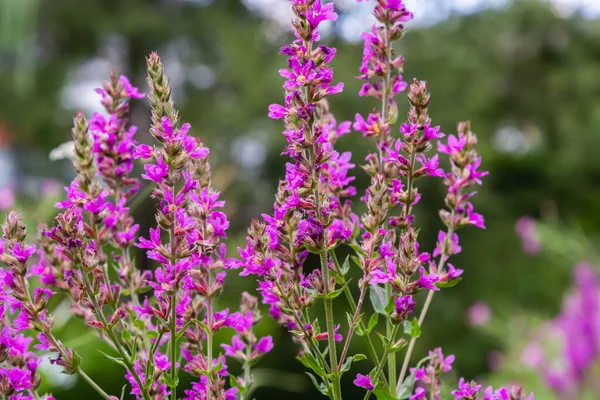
[19,276,114,400]
[330,252,389,389]
[396,290,434,391]
[274,280,332,375]
[429,376,436,400]
[338,283,367,369]
[78,368,114,400]
[320,250,342,400]
[78,267,150,400]
[386,286,396,391]
[206,270,214,400]
[145,331,165,384]
[168,182,179,400]
[170,295,178,400]
[396,232,453,394]
[241,340,252,399]
[364,324,400,400]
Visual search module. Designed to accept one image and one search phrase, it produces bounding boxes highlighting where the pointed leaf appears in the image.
[435,277,463,289]
[403,318,421,339]
[370,284,387,315]
[97,350,125,367]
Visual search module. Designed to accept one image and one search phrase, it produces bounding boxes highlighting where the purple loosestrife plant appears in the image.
[0,62,273,399]
[0,2,532,400]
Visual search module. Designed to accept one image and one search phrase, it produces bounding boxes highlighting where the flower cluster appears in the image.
[522,262,599,397]
[132,53,272,400]
[451,379,533,400]
[0,61,272,399]
[236,1,354,397]
[0,1,532,399]
[401,347,532,400]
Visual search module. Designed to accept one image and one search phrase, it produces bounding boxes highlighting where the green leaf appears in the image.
[403,318,421,339]
[367,313,379,333]
[340,255,350,275]
[397,354,435,399]
[176,319,196,339]
[305,372,329,396]
[374,383,396,400]
[120,385,127,400]
[132,319,145,330]
[163,373,179,388]
[229,375,247,394]
[97,350,125,367]
[348,243,367,257]
[353,353,367,362]
[350,255,362,269]
[435,277,463,289]
[121,329,132,344]
[340,356,354,374]
[370,284,388,315]
[376,332,390,347]
[325,284,347,299]
[297,352,327,377]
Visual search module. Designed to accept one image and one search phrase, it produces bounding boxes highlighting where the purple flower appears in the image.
[433,231,461,258]
[417,266,439,291]
[221,335,246,357]
[225,311,254,333]
[354,373,374,391]
[255,336,274,354]
[409,387,426,400]
[268,104,288,119]
[305,1,338,28]
[141,156,169,183]
[452,378,482,399]
[394,294,415,316]
[0,367,33,392]
[416,154,444,177]
[438,133,466,155]
[12,242,36,263]
[120,75,146,99]
[465,203,485,229]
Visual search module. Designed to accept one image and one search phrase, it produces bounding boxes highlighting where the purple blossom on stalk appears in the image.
[452,378,482,399]
[409,347,454,400]
[354,373,375,391]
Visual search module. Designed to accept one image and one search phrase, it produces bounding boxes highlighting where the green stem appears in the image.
[78,368,113,400]
[330,252,389,389]
[386,286,396,391]
[241,340,253,399]
[206,270,214,400]
[396,227,454,394]
[78,267,150,400]
[364,324,400,400]
[20,275,115,400]
[338,282,367,369]
[273,280,331,375]
[320,250,341,400]
[170,294,178,400]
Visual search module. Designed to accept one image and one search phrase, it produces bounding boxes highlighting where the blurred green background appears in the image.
[1,0,600,398]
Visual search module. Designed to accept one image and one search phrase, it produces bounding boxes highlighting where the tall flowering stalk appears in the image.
[0,2,532,399]
[0,63,273,399]
[237,1,353,399]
